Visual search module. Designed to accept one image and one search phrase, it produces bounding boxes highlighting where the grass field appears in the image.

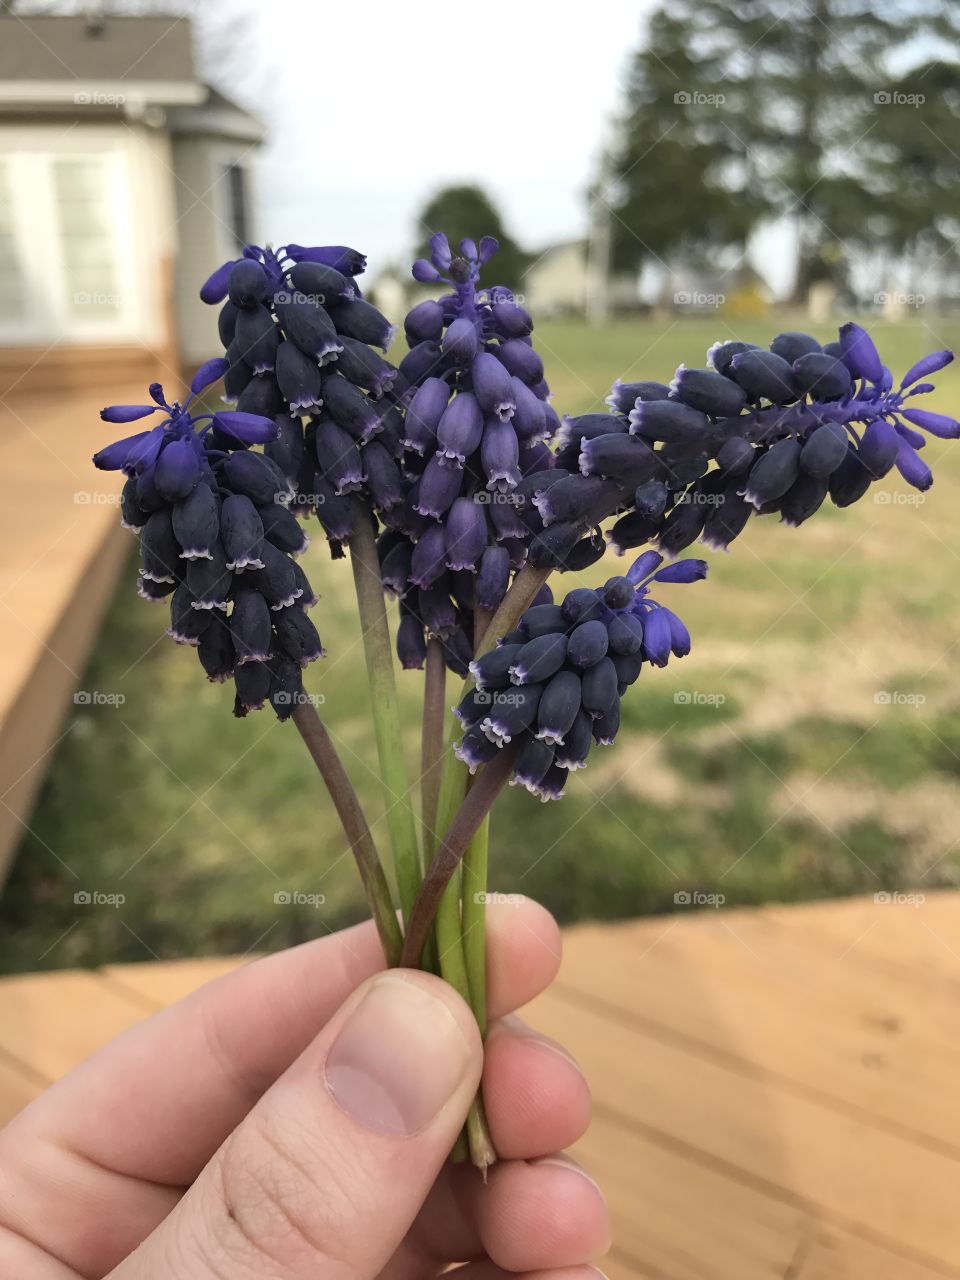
[4,312,960,972]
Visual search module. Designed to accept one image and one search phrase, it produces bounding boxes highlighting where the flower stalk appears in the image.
[401,748,516,968]
[349,518,423,920]
[292,701,402,966]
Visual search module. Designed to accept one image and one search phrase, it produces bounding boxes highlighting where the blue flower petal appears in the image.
[190,357,229,396]
[100,403,160,423]
[212,411,279,444]
[199,258,238,305]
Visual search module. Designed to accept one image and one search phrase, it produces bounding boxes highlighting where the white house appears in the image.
[0,12,264,394]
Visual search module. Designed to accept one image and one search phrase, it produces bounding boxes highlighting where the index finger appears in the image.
[5,897,561,1187]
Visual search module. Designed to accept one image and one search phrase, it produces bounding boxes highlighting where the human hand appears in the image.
[0,898,608,1279]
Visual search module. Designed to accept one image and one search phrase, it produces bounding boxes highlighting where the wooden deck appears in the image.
[0,383,143,881]
[2,892,959,1279]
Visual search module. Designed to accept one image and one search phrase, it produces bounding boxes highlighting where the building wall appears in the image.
[171,134,260,369]
[525,244,587,316]
[0,118,177,358]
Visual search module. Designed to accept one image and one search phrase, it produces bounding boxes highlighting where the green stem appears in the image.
[421,638,446,859]
[292,702,402,966]
[348,518,423,921]
[401,748,516,968]
[461,815,489,1033]
[431,808,497,1173]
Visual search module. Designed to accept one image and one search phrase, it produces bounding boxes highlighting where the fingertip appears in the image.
[483,1020,592,1158]
[480,1154,611,1270]
[486,897,563,1017]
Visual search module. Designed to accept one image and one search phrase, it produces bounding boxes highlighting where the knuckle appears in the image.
[209,1106,362,1273]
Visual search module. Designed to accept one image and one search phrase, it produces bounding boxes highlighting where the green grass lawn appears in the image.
[4,312,960,971]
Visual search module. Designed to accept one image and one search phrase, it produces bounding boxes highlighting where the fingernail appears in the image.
[535,1153,605,1198]
[324,973,473,1136]
[497,1014,586,1077]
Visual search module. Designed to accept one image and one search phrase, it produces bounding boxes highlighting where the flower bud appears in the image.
[471,352,516,420]
[535,670,582,745]
[443,316,480,364]
[513,734,556,790]
[404,377,450,454]
[235,304,280,375]
[497,338,544,386]
[476,544,511,611]
[800,422,849,477]
[792,353,851,401]
[606,379,671,414]
[509,633,568,685]
[828,446,873,507]
[445,496,487,570]
[409,522,448,587]
[629,399,709,442]
[231,588,272,663]
[257,502,309,556]
[729,350,796,404]
[155,439,200,502]
[234,659,271,711]
[839,322,884,384]
[567,619,609,668]
[329,297,396,350]
[274,293,342,364]
[275,340,324,413]
[397,610,427,668]
[741,437,802,508]
[173,483,220,561]
[274,605,324,665]
[671,367,747,417]
[314,420,365,494]
[322,373,383,441]
[437,392,484,465]
[405,299,445,344]
[481,418,521,491]
[227,260,268,308]
[770,331,821,363]
[581,656,618,717]
[780,472,830,527]
[858,419,900,478]
[415,454,461,518]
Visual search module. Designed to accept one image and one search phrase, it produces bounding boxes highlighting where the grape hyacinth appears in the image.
[200,241,406,558]
[452,552,706,800]
[543,324,960,561]
[378,233,561,676]
[93,374,323,720]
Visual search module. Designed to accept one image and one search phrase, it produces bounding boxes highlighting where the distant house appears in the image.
[524,240,639,317]
[0,12,264,395]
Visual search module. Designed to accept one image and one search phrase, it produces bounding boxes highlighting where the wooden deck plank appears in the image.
[528,986,960,1272]
[2,896,959,1279]
[103,957,248,1007]
[554,904,960,1155]
[575,1115,952,1280]
[0,384,142,881]
[0,970,153,1081]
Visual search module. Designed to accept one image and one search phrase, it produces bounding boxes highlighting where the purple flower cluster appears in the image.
[535,324,957,561]
[376,234,562,676]
[453,552,705,800]
[201,242,406,556]
[93,376,322,719]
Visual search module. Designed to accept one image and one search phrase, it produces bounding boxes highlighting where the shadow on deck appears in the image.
[2,892,959,1279]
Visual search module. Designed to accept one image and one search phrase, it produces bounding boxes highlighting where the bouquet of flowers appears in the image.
[94,230,957,1168]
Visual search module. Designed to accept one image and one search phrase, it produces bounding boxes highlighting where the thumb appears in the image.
[111,970,482,1280]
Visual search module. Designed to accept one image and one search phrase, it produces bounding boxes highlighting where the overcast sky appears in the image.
[200,0,796,294]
